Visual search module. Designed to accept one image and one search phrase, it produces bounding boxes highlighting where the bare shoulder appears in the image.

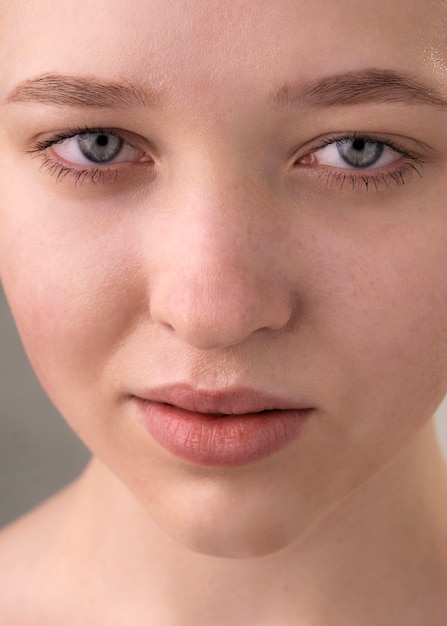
[0,482,80,625]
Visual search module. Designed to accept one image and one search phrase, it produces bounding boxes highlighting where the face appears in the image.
[1,0,447,558]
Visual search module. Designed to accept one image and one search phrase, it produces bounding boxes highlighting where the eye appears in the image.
[293,133,426,193]
[50,131,144,166]
[301,137,402,170]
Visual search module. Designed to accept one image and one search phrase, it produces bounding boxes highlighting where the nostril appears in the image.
[149,260,292,350]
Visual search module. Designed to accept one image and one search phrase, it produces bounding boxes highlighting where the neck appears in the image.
[59,420,447,625]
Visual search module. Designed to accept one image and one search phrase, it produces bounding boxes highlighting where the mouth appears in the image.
[133,385,314,467]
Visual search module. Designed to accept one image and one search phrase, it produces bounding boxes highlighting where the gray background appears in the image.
[1,286,447,529]
[0,288,90,528]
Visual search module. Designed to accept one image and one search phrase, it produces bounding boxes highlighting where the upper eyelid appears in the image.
[32,126,427,150]
[29,127,155,157]
[312,138,405,162]
[309,135,407,158]
[291,132,431,169]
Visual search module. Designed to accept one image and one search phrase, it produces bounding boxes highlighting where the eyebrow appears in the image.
[5,68,447,112]
[4,73,152,108]
[272,69,447,109]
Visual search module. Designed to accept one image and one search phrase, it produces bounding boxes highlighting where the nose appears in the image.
[148,177,293,350]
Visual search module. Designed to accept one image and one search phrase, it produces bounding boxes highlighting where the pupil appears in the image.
[96,135,109,147]
[352,139,365,152]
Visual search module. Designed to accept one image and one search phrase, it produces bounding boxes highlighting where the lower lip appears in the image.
[136,400,313,467]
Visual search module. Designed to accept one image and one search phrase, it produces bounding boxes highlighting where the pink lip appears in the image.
[133,385,314,467]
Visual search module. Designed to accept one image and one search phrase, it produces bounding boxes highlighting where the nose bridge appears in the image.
[149,164,292,350]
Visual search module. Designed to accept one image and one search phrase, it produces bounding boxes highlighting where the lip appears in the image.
[133,385,314,467]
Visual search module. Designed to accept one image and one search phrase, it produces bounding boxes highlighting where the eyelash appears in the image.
[316,162,422,192]
[29,126,142,186]
[297,132,424,192]
[29,127,425,192]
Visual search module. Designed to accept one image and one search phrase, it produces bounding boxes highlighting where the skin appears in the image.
[1,0,447,623]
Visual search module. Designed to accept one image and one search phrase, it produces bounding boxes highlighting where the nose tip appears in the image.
[146,165,294,351]
[150,268,292,351]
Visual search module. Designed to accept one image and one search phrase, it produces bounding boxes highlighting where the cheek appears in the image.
[0,208,145,406]
[317,224,447,440]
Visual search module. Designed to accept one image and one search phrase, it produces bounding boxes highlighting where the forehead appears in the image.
[1,0,447,104]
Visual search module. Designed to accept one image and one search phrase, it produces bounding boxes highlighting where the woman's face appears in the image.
[1,0,447,557]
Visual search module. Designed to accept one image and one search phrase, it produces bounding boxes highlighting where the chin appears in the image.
[135,470,326,559]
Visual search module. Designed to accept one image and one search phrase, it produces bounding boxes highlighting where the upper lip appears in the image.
[134,384,311,415]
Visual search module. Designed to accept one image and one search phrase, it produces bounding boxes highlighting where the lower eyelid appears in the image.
[37,154,120,185]
[293,158,424,193]
[34,149,156,188]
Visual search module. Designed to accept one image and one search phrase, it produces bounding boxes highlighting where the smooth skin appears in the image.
[1,0,447,624]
